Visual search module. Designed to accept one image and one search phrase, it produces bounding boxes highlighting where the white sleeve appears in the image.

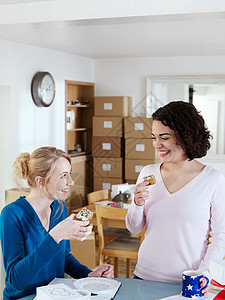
[197,173,225,278]
[126,166,147,235]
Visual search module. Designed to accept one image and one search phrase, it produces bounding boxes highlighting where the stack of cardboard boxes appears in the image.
[92,97,132,191]
[124,117,160,184]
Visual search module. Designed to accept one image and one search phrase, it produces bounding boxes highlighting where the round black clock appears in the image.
[31,71,55,107]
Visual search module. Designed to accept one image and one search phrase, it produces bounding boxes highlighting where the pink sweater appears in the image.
[126,163,225,283]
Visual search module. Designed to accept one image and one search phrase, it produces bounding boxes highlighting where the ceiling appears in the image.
[0,1,225,59]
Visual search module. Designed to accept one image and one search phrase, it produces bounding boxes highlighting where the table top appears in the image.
[115,278,181,299]
[20,278,182,300]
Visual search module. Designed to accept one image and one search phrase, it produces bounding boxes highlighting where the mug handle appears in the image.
[199,276,209,292]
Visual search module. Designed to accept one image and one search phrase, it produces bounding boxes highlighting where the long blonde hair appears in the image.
[13,146,71,190]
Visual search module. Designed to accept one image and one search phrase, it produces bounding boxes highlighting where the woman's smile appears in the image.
[159,150,170,157]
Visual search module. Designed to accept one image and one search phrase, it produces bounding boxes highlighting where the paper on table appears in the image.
[74,278,121,299]
[158,292,216,300]
[49,278,121,299]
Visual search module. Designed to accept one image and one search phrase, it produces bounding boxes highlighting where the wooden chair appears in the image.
[87,189,110,205]
[95,204,141,278]
[88,189,131,243]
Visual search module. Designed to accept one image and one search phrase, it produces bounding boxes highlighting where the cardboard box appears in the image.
[92,116,123,137]
[94,177,123,191]
[124,117,153,138]
[92,137,124,158]
[70,232,96,269]
[5,188,29,205]
[125,158,159,180]
[125,138,159,160]
[125,179,136,185]
[93,157,123,178]
[210,260,225,285]
[94,96,132,117]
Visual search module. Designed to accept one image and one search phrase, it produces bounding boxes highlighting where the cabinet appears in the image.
[66,155,92,214]
[65,80,94,211]
[65,80,94,156]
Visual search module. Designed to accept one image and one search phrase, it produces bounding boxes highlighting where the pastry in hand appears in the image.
[143,174,156,185]
[76,207,93,221]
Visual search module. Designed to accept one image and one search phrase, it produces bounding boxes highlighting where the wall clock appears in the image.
[31,71,55,107]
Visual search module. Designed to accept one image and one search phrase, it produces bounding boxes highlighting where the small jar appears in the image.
[76,144,82,153]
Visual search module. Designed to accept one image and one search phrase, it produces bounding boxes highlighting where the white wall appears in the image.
[95,56,225,116]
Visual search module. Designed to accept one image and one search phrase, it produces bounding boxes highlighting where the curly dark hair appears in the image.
[152,101,212,160]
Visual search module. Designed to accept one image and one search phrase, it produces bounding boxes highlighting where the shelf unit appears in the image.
[65,80,94,156]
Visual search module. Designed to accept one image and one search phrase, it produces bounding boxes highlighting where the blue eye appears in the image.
[61,173,67,179]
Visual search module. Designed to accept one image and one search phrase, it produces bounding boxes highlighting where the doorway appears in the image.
[0,86,11,296]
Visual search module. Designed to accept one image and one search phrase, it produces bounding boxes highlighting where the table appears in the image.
[20,278,182,300]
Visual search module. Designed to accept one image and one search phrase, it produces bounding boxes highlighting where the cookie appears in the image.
[76,207,93,221]
[143,174,156,185]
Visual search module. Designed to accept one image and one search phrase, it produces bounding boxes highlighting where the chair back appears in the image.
[95,204,141,277]
[95,205,128,253]
[87,189,109,205]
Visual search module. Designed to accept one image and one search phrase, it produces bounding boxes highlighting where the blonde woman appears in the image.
[0,147,113,300]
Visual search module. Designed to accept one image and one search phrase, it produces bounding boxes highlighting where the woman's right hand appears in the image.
[134,181,150,206]
[49,213,93,243]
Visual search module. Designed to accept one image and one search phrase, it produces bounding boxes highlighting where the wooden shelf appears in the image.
[67,128,87,132]
[67,105,92,109]
[65,80,94,155]
[68,151,88,157]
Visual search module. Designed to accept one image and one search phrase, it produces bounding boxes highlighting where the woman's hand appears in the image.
[200,277,209,296]
[49,213,93,243]
[88,264,114,278]
[134,181,150,206]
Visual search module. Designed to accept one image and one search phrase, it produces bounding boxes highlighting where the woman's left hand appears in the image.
[201,277,209,296]
[88,264,114,278]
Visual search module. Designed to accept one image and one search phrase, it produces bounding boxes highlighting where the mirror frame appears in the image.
[146,75,225,117]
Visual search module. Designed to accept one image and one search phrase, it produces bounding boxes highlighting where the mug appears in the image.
[182,270,209,298]
[74,100,81,105]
